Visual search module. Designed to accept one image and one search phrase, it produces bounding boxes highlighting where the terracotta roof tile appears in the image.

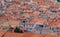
[0,31,5,37]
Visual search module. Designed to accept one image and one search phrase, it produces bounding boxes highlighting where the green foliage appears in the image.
[14,27,23,33]
[57,0,60,2]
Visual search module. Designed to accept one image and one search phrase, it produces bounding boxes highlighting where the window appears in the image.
[27,16,34,21]
[0,7,4,11]
[24,30,29,32]
[21,19,27,23]
[44,0,51,2]
[4,0,12,2]
[27,28,32,31]
[58,10,60,12]
[39,25,44,27]
[50,9,57,12]
[18,12,24,14]
[50,26,55,31]
[0,13,5,17]
[20,23,25,28]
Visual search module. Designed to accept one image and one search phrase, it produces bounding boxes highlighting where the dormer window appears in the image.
[21,19,27,23]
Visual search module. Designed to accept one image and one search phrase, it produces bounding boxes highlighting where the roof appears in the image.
[0,0,60,36]
[4,32,60,37]
[4,32,24,37]
[0,31,5,37]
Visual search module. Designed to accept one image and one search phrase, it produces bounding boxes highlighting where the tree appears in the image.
[14,27,23,33]
[57,0,60,2]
